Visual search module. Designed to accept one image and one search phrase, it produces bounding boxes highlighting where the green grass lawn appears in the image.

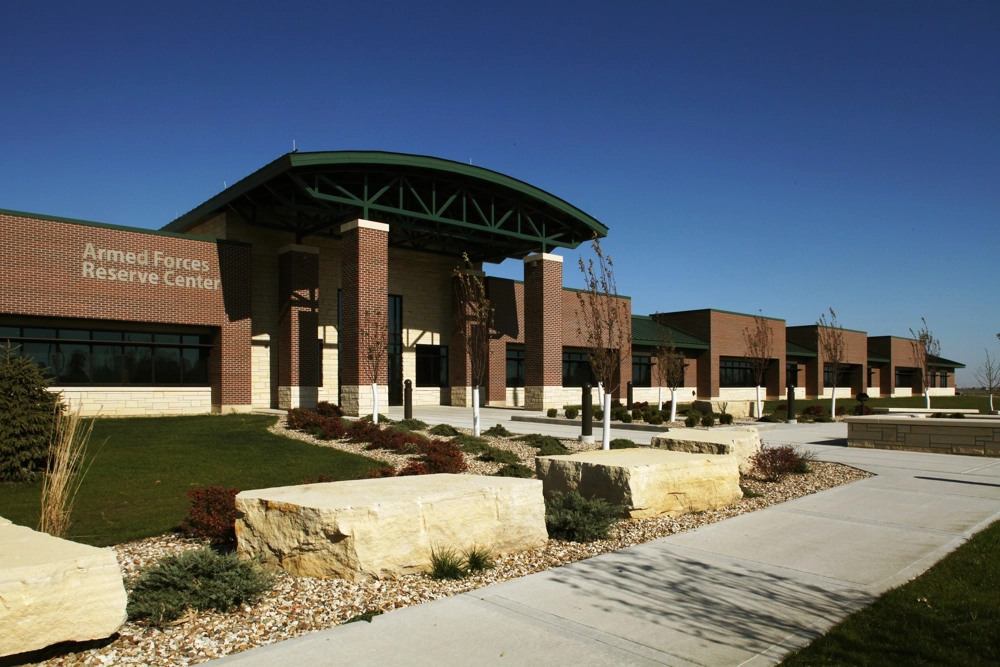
[780,518,1000,666]
[0,414,384,547]
[765,395,994,415]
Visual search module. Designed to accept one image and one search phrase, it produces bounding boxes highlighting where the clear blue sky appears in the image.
[2,2,997,385]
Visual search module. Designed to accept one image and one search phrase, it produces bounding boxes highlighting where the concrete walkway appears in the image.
[215,417,1000,666]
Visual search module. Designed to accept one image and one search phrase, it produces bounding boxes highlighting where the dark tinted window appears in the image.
[632,356,652,388]
[562,352,595,387]
[720,360,755,388]
[416,345,448,387]
[506,348,524,388]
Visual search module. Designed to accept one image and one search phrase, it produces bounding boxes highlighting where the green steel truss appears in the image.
[165,152,608,263]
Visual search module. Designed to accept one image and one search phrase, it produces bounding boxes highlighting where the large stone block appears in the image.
[535,449,742,519]
[649,427,762,474]
[0,519,127,657]
[236,474,547,581]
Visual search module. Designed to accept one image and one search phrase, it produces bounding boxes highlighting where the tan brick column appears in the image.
[523,253,563,410]
[339,220,389,416]
[277,244,320,409]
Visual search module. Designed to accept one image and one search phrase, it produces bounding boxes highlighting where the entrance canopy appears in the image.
[164,151,608,263]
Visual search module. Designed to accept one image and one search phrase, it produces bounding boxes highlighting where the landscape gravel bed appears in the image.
[28,455,871,667]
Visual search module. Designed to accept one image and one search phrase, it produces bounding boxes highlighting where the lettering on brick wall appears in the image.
[80,243,221,290]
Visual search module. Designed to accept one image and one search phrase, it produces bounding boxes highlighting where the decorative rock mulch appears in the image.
[28,455,872,667]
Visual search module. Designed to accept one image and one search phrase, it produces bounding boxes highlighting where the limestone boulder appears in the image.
[236,474,547,581]
[650,427,762,474]
[535,449,742,519]
[0,518,127,658]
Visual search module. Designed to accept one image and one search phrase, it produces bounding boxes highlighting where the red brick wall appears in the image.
[340,224,388,386]
[0,212,252,407]
[523,257,563,387]
[278,248,319,388]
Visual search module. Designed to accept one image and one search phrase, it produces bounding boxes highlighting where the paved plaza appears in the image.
[218,409,1000,666]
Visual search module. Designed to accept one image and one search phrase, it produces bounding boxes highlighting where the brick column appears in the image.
[523,253,563,410]
[277,244,320,409]
[340,220,389,416]
[449,268,486,407]
[486,338,507,405]
[211,240,253,413]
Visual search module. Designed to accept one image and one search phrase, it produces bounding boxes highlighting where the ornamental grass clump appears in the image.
[544,491,622,542]
[430,547,467,580]
[39,404,100,538]
[126,548,274,626]
[0,344,63,483]
[464,546,494,573]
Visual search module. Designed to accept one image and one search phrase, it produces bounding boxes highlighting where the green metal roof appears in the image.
[786,341,817,358]
[868,351,891,363]
[631,315,709,349]
[162,151,608,263]
[929,355,965,369]
[657,308,785,322]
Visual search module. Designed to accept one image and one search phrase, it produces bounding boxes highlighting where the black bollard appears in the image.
[582,383,593,440]
[626,381,633,411]
[787,383,796,424]
[404,379,413,420]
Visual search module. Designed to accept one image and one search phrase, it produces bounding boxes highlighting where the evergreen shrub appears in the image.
[544,491,621,542]
[493,463,535,478]
[564,407,578,419]
[483,424,513,437]
[0,345,62,482]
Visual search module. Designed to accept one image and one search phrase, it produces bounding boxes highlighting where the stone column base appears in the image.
[450,386,486,408]
[340,384,389,417]
[278,386,318,410]
[213,404,254,414]
[525,386,563,411]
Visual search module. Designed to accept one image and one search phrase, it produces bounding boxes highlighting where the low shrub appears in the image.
[774,403,788,412]
[127,548,274,626]
[719,413,734,425]
[478,446,521,465]
[631,408,643,420]
[740,484,763,498]
[314,417,346,440]
[419,440,467,474]
[684,414,700,427]
[366,467,398,478]
[516,433,569,456]
[611,406,629,422]
[464,546,494,573]
[609,438,637,449]
[483,424,513,437]
[620,412,633,424]
[361,413,392,423]
[316,401,344,418]
[493,463,535,478]
[347,419,381,442]
[286,408,325,431]
[700,413,716,427]
[428,423,460,437]
[565,407,579,419]
[772,409,787,422]
[430,547,467,580]
[547,408,558,418]
[751,445,811,482]
[544,491,622,542]
[357,424,424,452]
[395,418,428,431]
[452,434,489,453]
[633,401,649,409]
[301,474,335,484]
[835,406,847,416]
[813,414,834,423]
[397,461,428,476]
[802,405,828,417]
[649,414,664,425]
[593,408,604,421]
[854,404,875,416]
[181,486,239,544]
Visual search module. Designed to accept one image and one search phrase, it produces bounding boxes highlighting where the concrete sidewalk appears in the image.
[214,422,1000,666]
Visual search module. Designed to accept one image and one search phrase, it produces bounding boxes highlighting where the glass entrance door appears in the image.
[388,295,403,405]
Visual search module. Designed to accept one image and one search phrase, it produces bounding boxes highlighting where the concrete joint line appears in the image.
[777,507,970,538]
[960,459,1000,474]
[470,593,681,665]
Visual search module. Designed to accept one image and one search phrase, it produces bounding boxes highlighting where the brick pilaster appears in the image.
[212,240,253,412]
[277,245,320,409]
[523,253,563,410]
[340,219,389,416]
[486,337,507,404]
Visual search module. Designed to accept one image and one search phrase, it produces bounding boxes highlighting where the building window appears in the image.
[562,351,595,387]
[823,363,853,388]
[719,359,756,388]
[895,368,915,389]
[939,371,949,388]
[0,325,210,386]
[506,347,524,388]
[415,345,448,387]
[632,356,652,388]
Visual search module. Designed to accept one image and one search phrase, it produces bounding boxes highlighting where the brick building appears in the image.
[0,151,963,417]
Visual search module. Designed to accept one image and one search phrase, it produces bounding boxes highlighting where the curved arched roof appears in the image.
[163,151,608,263]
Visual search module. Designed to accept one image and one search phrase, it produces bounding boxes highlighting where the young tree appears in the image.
[909,317,941,410]
[453,254,494,437]
[358,309,388,424]
[653,320,687,422]
[576,237,629,450]
[817,308,848,417]
[742,313,774,419]
[975,349,1000,413]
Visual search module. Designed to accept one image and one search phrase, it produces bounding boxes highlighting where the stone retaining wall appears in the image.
[847,416,1000,457]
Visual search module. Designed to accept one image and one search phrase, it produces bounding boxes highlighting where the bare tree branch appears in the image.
[358,309,387,388]
[452,253,494,390]
[817,308,848,413]
[575,237,628,394]
[909,317,940,407]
